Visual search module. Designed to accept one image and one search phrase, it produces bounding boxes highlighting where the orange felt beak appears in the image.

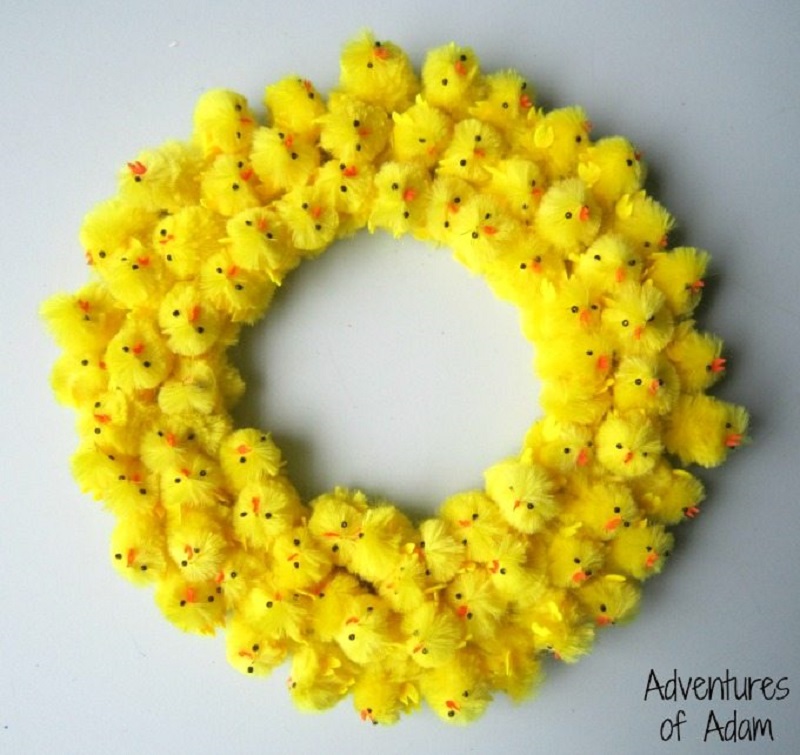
[158,234,174,245]
[373,45,390,60]
[519,93,533,109]
[684,505,701,518]
[188,305,200,323]
[615,267,626,283]
[456,605,469,618]
[454,59,467,76]
[240,167,254,181]
[576,447,590,467]
[446,699,461,711]
[579,308,592,325]
[596,614,613,627]
[645,551,659,569]
[726,432,743,448]
[648,378,661,395]
[633,325,644,341]
[127,160,147,176]
[165,432,177,447]
[572,569,588,584]
[623,451,635,465]
[132,342,144,355]
[343,165,358,177]
[403,188,416,202]
[659,234,668,248]
[710,357,727,373]
[596,354,610,371]
[579,205,590,222]
[604,515,622,532]
[236,443,251,454]
[126,548,137,567]
[690,279,705,294]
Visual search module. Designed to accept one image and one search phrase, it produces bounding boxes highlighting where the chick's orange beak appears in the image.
[623,451,635,464]
[577,447,590,467]
[519,93,533,109]
[648,378,661,395]
[645,551,659,569]
[579,205,590,222]
[726,432,743,448]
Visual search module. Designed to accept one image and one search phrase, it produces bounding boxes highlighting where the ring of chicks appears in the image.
[41,31,749,726]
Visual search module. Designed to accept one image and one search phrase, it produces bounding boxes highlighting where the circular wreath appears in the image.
[42,32,749,725]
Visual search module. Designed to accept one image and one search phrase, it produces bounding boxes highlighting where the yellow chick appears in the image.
[118,140,202,212]
[240,575,309,642]
[214,549,265,610]
[139,420,208,473]
[198,249,276,323]
[523,416,596,474]
[646,246,711,317]
[99,242,169,310]
[249,126,321,197]
[166,509,229,583]
[665,320,726,393]
[416,517,466,583]
[612,354,680,415]
[352,665,420,726]
[469,69,535,140]
[630,459,705,524]
[481,533,545,607]
[534,178,601,255]
[109,511,168,586]
[333,593,395,665]
[318,93,392,164]
[76,389,141,456]
[263,75,327,140]
[154,568,226,635]
[595,410,663,478]
[522,276,605,343]
[663,393,749,468]
[485,157,545,224]
[483,233,565,304]
[219,428,282,491]
[374,545,429,612]
[288,643,357,712]
[49,349,109,408]
[612,190,675,256]
[347,504,416,583]
[314,159,376,234]
[534,328,614,392]
[102,456,159,517]
[444,569,506,641]
[601,280,674,357]
[538,375,613,426]
[558,476,639,540]
[233,475,305,551]
[448,193,519,274]
[192,88,257,157]
[337,31,419,112]
[483,454,559,535]
[271,525,334,591]
[422,174,476,246]
[577,136,645,209]
[402,600,466,669]
[104,315,174,394]
[439,490,510,564]
[604,518,674,580]
[304,571,365,643]
[421,42,483,119]
[157,357,222,417]
[199,154,261,217]
[419,648,492,724]
[391,95,453,168]
[160,452,227,511]
[275,184,340,253]
[525,589,595,662]
[158,282,224,356]
[573,233,644,293]
[367,161,430,238]
[40,283,125,354]
[70,444,131,501]
[543,526,606,588]
[576,574,641,627]
[152,205,225,280]
[225,615,289,677]
[79,197,157,271]
[437,118,506,187]
[308,487,370,567]
[522,105,592,180]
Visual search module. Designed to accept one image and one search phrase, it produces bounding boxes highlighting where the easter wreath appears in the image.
[42,32,749,725]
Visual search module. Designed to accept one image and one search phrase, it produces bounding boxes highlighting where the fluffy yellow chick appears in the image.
[79,197,157,270]
[663,393,749,467]
[374,545,429,612]
[483,233,565,304]
[534,178,601,255]
[110,511,168,585]
[118,140,202,212]
[338,31,419,112]
[573,233,643,292]
[49,349,109,408]
[308,487,370,567]
[665,320,726,393]
[76,389,142,455]
[604,519,673,580]
[559,476,639,540]
[612,354,680,415]
[219,428,282,489]
[439,490,510,564]
[158,282,223,356]
[484,454,559,535]
[612,190,675,256]
[421,42,483,119]
[577,135,645,209]
[99,242,169,310]
[333,593,395,665]
[154,568,226,635]
[225,615,289,677]
[288,643,357,712]
[485,157,545,224]
[198,249,276,323]
[318,93,392,164]
[445,569,507,642]
[595,410,663,478]
[522,105,592,180]
[523,416,596,474]
[264,75,327,139]
[448,193,519,274]
[271,525,334,591]
[538,375,613,426]
[402,601,466,669]
[544,526,606,588]
[646,246,710,317]
[630,459,705,524]
[601,280,674,357]
[469,69,535,139]
[522,276,605,342]
[346,504,416,583]
[314,160,376,233]
[139,419,208,473]
[157,357,222,417]
[352,666,420,726]
[240,575,309,642]
[192,89,256,157]
[69,446,133,502]
[104,315,173,393]
[166,510,229,583]
[233,475,305,551]
[534,328,614,391]
[576,574,641,627]
[416,517,466,583]
[160,452,227,511]
[102,456,159,517]
[419,648,492,724]
[152,205,225,280]
[249,126,321,196]
[422,174,475,246]
[275,184,340,253]
[391,95,453,168]
[199,154,261,217]
[367,161,430,238]
[481,533,545,607]
[525,589,595,662]
[437,118,506,187]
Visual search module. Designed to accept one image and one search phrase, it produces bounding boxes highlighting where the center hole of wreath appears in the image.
[232,234,539,517]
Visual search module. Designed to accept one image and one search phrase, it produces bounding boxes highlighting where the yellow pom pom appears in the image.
[192,89,256,157]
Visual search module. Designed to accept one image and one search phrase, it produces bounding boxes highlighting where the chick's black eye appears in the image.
[565,211,573,219]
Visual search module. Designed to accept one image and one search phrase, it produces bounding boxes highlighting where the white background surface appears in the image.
[2,1,799,753]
